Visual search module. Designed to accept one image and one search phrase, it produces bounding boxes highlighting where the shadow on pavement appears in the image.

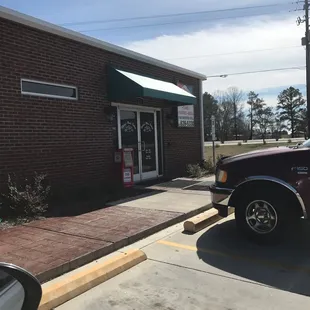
[48,188,164,217]
[196,218,310,296]
[144,179,201,189]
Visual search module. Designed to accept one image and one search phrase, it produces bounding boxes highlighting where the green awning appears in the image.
[107,67,196,105]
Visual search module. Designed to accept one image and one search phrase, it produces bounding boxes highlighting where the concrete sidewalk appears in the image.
[0,177,213,283]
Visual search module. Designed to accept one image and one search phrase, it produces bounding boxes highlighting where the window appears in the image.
[21,79,77,100]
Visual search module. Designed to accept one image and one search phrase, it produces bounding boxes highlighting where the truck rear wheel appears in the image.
[235,189,293,244]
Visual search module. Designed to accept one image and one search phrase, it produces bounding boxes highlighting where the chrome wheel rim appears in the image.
[245,200,278,234]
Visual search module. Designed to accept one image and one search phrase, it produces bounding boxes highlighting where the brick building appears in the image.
[0,6,206,192]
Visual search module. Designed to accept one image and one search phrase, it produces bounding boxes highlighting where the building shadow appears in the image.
[47,187,164,217]
[196,218,310,296]
[136,178,202,190]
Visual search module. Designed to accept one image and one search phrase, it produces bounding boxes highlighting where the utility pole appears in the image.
[298,0,310,137]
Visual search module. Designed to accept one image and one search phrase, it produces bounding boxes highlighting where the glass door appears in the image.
[119,108,158,182]
[139,111,158,180]
[119,110,140,180]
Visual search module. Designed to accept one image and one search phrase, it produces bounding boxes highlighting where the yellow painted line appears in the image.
[157,240,310,274]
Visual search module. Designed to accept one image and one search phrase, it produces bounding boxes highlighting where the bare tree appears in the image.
[226,87,244,140]
[295,108,308,139]
[213,90,234,142]
[255,107,274,143]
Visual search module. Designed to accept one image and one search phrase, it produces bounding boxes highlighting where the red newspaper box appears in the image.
[122,148,134,188]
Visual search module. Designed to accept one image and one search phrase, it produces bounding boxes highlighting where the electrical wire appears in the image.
[206,66,306,78]
[60,3,292,27]
[78,10,294,33]
[163,45,302,61]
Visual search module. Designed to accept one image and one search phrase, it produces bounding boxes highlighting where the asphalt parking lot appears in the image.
[57,214,310,310]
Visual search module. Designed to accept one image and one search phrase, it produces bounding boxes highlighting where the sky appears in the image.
[0,0,306,107]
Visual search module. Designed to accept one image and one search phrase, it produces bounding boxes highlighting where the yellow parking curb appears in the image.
[184,207,234,233]
[39,249,147,310]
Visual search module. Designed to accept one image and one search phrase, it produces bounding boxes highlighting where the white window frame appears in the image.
[113,102,164,180]
[20,79,78,100]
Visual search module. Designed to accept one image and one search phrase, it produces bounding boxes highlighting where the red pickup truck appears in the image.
[210,140,310,243]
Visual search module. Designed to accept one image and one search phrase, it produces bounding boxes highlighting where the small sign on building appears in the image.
[177,82,194,128]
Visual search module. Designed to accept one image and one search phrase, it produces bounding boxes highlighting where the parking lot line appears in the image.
[157,240,310,274]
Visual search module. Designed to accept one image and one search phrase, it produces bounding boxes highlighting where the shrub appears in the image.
[200,158,215,174]
[0,173,51,218]
[215,143,220,148]
[186,163,202,178]
[288,139,292,143]
[237,142,242,146]
[187,157,217,178]
[217,154,224,161]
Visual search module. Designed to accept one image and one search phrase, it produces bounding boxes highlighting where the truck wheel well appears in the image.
[229,180,303,217]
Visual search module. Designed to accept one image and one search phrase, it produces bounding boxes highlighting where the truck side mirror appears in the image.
[0,263,42,310]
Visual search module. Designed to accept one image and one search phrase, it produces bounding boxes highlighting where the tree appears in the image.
[255,107,274,142]
[203,92,218,140]
[295,108,308,139]
[247,91,265,140]
[213,90,235,142]
[270,114,284,140]
[226,87,244,140]
[277,87,306,138]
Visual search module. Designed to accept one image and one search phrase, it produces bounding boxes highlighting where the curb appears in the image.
[184,207,235,233]
[38,249,147,310]
[36,203,212,283]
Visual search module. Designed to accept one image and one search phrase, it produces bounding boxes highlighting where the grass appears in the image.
[205,142,294,160]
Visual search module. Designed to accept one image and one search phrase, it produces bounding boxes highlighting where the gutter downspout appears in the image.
[199,79,205,160]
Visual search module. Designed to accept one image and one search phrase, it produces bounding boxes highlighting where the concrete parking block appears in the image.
[39,249,147,310]
[184,207,235,233]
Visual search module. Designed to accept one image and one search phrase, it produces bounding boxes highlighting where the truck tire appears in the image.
[235,189,294,244]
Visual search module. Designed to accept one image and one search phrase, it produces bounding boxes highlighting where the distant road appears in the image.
[204,138,305,146]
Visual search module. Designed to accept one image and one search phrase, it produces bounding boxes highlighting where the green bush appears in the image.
[237,142,242,146]
[0,173,51,218]
[288,139,292,143]
[200,158,215,174]
[187,158,216,178]
[215,144,220,148]
[186,163,202,178]
[217,154,223,161]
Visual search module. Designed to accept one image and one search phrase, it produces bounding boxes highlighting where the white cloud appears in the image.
[123,14,305,105]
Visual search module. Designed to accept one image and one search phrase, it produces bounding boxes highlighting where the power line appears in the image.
[78,10,294,33]
[206,66,306,78]
[60,3,292,27]
[163,45,302,61]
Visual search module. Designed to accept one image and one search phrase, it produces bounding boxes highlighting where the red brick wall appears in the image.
[0,17,202,192]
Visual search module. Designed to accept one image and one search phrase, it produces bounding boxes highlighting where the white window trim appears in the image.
[21,78,78,100]
[112,102,161,112]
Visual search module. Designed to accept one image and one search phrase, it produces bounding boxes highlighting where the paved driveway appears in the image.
[57,214,310,310]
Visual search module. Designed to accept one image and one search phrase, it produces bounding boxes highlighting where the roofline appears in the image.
[0,6,207,81]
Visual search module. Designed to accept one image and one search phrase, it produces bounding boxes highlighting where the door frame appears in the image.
[112,102,163,182]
